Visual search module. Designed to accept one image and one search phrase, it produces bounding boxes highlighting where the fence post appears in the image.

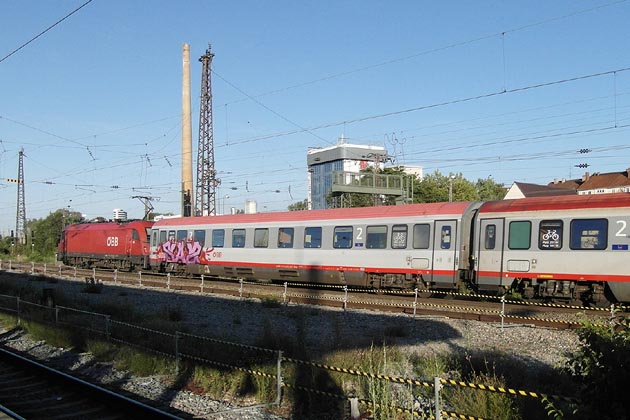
[73,266,77,279]
[16,297,20,326]
[175,331,181,375]
[167,273,171,290]
[58,264,62,276]
[31,262,35,275]
[275,350,283,406]
[343,285,348,311]
[434,377,442,420]
[114,268,118,285]
[55,307,59,324]
[239,279,244,299]
[0,259,2,269]
[413,287,418,317]
[139,271,142,286]
[200,274,204,293]
[92,268,96,282]
[283,282,288,305]
[105,315,111,340]
[500,295,506,329]
[43,263,47,276]
[610,303,616,327]
[9,260,12,270]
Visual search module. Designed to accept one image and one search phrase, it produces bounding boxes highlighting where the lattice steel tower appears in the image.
[194,45,220,216]
[15,148,26,245]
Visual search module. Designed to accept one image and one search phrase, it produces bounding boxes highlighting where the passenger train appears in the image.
[146,193,630,305]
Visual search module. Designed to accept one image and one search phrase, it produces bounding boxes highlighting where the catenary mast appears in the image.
[15,148,26,245]
[194,45,219,216]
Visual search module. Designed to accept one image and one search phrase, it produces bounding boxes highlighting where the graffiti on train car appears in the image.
[157,240,203,264]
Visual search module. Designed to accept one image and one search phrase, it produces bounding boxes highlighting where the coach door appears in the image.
[432,220,458,286]
[476,218,504,287]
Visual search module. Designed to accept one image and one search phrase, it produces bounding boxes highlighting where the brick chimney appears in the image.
[582,172,590,181]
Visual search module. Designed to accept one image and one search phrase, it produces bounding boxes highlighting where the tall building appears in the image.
[307,140,386,210]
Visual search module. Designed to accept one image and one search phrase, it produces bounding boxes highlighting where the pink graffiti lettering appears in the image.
[159,240,202,264]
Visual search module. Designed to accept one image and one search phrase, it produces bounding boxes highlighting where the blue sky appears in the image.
[1,0,630,234]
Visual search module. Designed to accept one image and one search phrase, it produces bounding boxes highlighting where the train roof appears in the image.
[65,220,154,231]
[154,201,475,227]
[479,193,630,213]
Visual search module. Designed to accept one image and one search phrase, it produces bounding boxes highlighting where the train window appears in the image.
[367,225,387,249]
[391,225,407,249]
[440,226,452,249]
[508,221,531,250]
[278,228,294,248]
[194,230,206,246]
[168,230,176,241]
[484,225,496,250]
[412,224,430,249]
[177,230,188,241]
[304,227,322,248]
[212,229,225,247]
[539,220,563,250]
[254,228,269,248]
[333,226,353,249]
[151,230,158,246]
[132,229,140,241]
[159,230,167,244]
[232,229,246,248]
[145,228,152,242]
[570,219,608,250]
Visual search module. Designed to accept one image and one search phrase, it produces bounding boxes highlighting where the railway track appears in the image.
[4,261,620,330]
[0,343,185,420]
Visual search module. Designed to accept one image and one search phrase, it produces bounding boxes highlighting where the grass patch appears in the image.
[0,312,18,329]
[22,320,76,348]
[113,346,174,376]
[444,369,522,420]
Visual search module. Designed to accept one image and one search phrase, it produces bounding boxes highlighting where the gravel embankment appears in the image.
[0,271,583,418]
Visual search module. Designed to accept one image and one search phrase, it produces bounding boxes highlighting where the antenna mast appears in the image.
[15,148,26,245]
[195,44,220,216]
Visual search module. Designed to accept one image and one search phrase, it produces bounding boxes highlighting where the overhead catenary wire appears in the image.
[0,0,96,64]
[218,66,630,147]
[221,0,629,107]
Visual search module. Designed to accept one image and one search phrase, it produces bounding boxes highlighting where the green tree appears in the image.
[28,208,84,259]
[415,170,478,203]
[288,199,308,211]
[476,177,506,201]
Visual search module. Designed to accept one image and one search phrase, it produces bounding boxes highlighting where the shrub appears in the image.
[565,319,630,419]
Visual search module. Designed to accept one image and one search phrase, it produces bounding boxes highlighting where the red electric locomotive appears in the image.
[57,221,154,270]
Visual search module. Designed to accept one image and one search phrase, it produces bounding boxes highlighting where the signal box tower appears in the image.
[194,45,220,216]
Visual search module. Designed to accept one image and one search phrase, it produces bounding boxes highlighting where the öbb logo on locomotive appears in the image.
[106,236,119,247]
[57,194,630,306]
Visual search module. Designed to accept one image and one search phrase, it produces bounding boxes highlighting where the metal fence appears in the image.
[0,292,576,419]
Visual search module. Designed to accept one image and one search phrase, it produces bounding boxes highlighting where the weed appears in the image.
[444,365,522,420]
[260,296,282,309]
[82,279,103,294]
[85,339,118,361]
[22,321,76,349]
[114,346,174,376]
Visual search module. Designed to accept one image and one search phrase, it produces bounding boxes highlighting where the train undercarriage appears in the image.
[511,278,611,307]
